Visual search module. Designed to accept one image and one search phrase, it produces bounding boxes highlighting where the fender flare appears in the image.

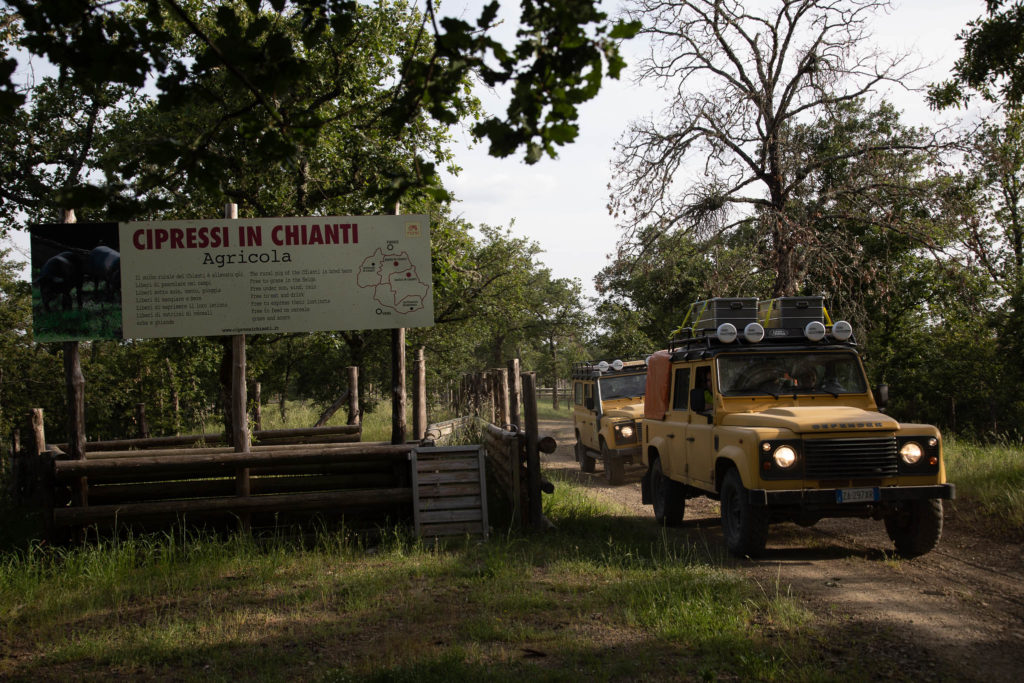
[714,444,748,492]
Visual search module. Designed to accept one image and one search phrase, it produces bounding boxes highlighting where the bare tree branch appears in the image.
[609,0,930,295]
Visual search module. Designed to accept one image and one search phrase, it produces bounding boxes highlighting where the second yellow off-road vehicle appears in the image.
[642,297,955,558]
[571,359,647,485]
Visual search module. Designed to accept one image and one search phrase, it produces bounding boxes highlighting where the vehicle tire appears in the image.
[602,439,624,485]
[651,457,685,526]
[884,499,943,558]
[576,434,596,473]
[720,468,769,558]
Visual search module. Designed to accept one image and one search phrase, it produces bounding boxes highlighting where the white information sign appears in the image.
[119,215,433,338]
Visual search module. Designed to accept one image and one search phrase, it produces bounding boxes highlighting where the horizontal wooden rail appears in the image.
[87,473,400,504]
[54,444,413,479]
[82,440,394,460]
[58,424,362,453]
[53,487,412,527]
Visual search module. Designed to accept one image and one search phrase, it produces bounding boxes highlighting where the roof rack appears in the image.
[668,296,856,354]
[571,358,648,379]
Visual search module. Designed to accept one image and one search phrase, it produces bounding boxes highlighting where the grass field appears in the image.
[944,436,1024,534]
[1,475,882,682]
[2,399,1020,680]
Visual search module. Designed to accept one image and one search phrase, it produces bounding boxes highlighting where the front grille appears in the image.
[803,437,898,479]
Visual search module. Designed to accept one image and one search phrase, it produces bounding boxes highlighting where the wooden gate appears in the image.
[411,446,488,540]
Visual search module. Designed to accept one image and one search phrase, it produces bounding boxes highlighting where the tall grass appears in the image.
[0,478,870,682]
[944,436,1024,533]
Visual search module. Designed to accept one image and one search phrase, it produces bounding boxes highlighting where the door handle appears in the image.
[686,437,695,442]
[667,433,675,439]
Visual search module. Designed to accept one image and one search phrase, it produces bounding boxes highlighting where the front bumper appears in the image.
[605,445,641,459]
[747,483,955,506]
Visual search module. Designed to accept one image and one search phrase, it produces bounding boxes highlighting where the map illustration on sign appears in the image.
[357,248,430,314]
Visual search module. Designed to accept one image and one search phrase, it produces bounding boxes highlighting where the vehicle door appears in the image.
[576,381,599,451]
[685,363,716,487]
[661,365,691,481]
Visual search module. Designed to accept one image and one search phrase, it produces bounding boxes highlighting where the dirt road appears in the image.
[539,419,1024,681]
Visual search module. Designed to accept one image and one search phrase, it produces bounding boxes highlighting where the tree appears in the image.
[0,74,134,231]
[5,0,638,207]
[952,108,1024,405]
[929,0,1024,108]
[0,246,64,443]
[593,223,769,351]
[608,0,928,296]
[415,224,591,370]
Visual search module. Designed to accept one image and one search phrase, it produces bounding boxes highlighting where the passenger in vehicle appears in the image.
[691,368,713,414]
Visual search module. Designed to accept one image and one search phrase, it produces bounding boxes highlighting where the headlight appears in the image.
[773,445,798,469]
[619,425,634,439]
[900,441,923,465]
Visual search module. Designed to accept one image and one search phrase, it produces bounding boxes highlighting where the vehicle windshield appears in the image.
[599,373,647,400]
[717,351,868,397]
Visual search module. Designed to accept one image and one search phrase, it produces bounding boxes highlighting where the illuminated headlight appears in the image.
[619,425,634,440]
[900,441,924,465]
[772,445,798,469]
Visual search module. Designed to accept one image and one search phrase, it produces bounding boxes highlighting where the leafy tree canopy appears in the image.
[3,0,639,210]
[930,0,1024,108]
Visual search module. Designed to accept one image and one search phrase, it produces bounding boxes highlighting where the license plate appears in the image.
[835,487,879,503]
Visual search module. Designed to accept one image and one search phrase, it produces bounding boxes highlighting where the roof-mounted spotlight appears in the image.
[832,320,853,341]
[717,322,738,343]
[611,359,624,371]
[743,322,765,343]
[804,321,826,342]
[596,361,610,372]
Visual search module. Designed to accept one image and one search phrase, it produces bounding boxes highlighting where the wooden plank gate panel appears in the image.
[412,446,488,541]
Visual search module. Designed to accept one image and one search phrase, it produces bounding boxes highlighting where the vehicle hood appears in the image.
[722,406,899,434]
[601,401,644,420]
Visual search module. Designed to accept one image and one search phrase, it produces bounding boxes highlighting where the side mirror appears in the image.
[874,384,889,409]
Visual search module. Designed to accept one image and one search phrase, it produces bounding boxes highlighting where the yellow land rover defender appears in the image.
[641,297,955,558]
[571,359,647,485]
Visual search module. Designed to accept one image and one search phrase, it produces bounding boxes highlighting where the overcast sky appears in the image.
[439,0,987,306]
[4,0,988,304]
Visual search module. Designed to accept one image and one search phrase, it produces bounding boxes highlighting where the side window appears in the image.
[574,382,583,405]
[672,367,691,411]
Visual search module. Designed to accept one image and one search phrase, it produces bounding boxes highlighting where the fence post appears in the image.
[507,358,522,430]
[521,372,543,529]
[63,340,87,506]
[391,328,407,444]
[347,366,360,426]
[225,203,251,534]
[414,348,427,441]
[493,368,510,429]
[17,409,45,510]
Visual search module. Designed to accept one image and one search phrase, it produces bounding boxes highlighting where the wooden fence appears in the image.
[427,368,557,531]
[8,367,556,542]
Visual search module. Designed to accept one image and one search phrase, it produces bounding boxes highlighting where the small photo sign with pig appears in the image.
[29,223,122,342]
